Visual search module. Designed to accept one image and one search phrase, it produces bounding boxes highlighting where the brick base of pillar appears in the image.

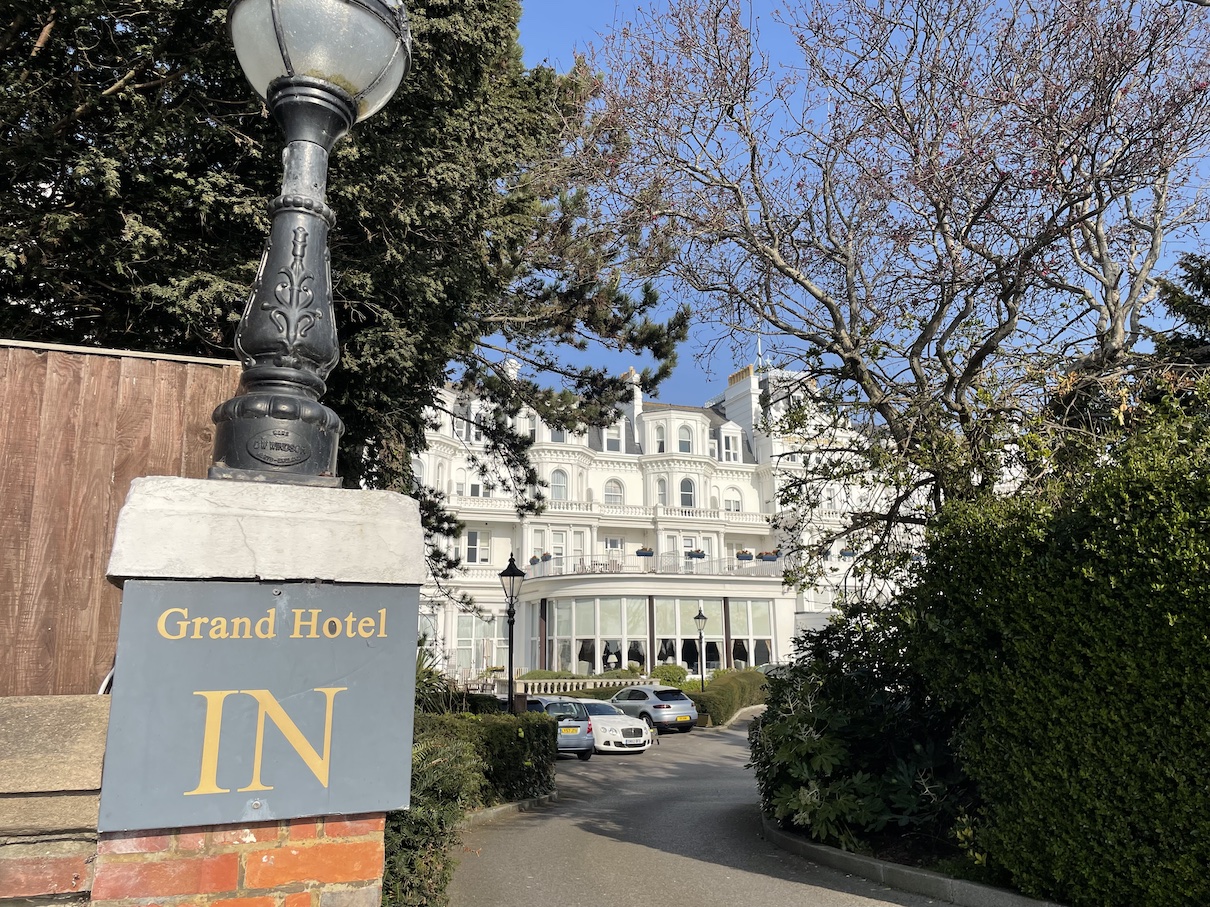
[89,813,385,907]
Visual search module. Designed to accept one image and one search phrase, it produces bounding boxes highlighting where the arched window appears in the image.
[656,478,667,505]
[678,425,692,453]
[604,479,624,505]
[655,425,666,453]
[551,469,569,501]
[680,478,696,508]
[724,487,742,512]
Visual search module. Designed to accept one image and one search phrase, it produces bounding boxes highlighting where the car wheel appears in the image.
[641,714,654,729]
[577,750,593,761]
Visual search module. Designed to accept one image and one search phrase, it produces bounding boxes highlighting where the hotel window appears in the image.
[604,479,624,505]
[550,427,566,443]
[656,478,667,505]
[723,435,739,462]
[724,488,742,512]
[532,529,546,559]
[606,424,622,452]
[680,478,696,508]
[678,425,692,453]
[551,469,568,501]
[465,530,490,564]
[655,425,666,453]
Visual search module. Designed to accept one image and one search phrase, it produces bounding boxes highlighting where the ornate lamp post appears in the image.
[211,0,411,485]
[693,605,707,692]
[498,554,526,713]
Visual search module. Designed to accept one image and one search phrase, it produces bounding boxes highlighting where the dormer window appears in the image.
[723,435,739,462]
[606,424,622,452]
[550,427,566,443]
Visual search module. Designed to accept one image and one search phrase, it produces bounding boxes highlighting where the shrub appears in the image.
[748,604,968,854]
[910,417,1210,907]
[564,687,623,701]
[651,663,688,685]
[596,667,641,680]
[383,722,485,907]
[688,669,767,726]
[382,712,557,907]
[518,669,580,679]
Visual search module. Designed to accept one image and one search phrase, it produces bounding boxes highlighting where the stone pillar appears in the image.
[95,475,422,906]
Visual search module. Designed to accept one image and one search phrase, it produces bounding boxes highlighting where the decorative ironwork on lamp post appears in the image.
[694,605,707,692]
[211,0,412,485]
[499,554,526,714]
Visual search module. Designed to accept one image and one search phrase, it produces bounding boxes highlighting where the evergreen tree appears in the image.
[0,0,689,509]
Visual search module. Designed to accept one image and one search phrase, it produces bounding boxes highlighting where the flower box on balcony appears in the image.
[758,551,779,562]
[541,553,552,562]
[686,550,706,559]
[736,551,754,561]
[529,556,540,565]
[636,548,654,557]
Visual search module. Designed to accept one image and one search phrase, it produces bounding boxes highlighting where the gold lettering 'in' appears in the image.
[183,687,347,796]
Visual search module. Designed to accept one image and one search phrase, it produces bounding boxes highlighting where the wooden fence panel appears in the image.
[0,349,46,697]
[0,343,241,697]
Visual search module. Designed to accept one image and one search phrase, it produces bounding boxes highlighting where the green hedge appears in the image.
[382,712,557,907]
[414,711,556,803]
[689,669,767,726]
[910,417,1210,907]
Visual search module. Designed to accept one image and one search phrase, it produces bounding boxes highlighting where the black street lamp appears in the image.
[211,0,412,485]
[693,605,708,692]
[498,554,526,713]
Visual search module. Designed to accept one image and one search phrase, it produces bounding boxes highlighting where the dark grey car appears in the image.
[610,684,699,733]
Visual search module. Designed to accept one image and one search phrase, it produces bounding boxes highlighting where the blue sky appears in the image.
[515,1,749,404]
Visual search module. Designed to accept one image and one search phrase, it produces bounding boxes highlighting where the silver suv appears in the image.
[526,696,594,760]
[610,685,699,733]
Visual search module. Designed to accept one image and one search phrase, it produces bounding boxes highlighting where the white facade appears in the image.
[416,364,858,684]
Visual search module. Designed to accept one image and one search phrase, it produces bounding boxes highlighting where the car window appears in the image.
[630,690,648,700]
[655,689,689,702]
[545,702,586,720]
[585,702,623,716]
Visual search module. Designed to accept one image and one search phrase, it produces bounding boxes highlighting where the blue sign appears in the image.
[99,580,416,832]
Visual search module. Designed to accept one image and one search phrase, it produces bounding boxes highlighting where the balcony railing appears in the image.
[521,554,784,579]
[446,495,777,526]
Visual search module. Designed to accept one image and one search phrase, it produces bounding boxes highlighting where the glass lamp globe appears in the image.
[228,0,412,121]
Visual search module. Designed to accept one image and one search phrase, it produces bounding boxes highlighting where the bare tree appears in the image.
[586,0,1210,578]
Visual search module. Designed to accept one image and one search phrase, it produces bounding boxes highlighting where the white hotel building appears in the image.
[415,364,858,684]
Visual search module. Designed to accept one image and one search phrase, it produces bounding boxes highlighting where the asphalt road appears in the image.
[447,717,943,907]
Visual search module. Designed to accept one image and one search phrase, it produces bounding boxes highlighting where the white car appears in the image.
[582,700,652,754]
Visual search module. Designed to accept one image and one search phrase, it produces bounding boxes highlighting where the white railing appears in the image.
[522,554,784,579]
[447,496,776,526]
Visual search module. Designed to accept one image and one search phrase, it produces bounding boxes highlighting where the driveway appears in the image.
[448,717,942,907]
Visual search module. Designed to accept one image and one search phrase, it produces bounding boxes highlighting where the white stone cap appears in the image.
[107,476,425,585]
